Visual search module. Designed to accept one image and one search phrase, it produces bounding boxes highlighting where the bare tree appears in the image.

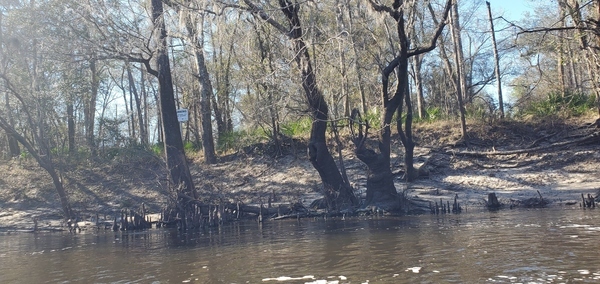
[486,1,504,119]
[353,0,451,211]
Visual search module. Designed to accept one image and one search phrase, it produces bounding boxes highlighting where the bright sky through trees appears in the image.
[487,0,536,21]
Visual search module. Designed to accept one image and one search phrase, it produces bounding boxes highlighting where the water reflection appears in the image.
[1,209,600,283]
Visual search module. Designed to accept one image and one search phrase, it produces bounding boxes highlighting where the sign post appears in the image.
[176,109,189,122]
[176,109,189,141]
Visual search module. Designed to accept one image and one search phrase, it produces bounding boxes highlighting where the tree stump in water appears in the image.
[582,193,596,209]
[486,192,501,209]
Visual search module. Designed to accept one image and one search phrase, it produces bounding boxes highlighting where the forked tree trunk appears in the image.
[359,0,451,210]
[354,145,398,209]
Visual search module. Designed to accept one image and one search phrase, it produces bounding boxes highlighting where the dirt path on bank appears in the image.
[1,118,599,231]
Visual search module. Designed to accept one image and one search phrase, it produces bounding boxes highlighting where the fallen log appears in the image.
[224,203,292,217]
[450,132,599,157]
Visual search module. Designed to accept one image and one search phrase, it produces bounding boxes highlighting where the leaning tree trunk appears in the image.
[0,117,73,219]
[151,0,197,201]
[276,0,357,209]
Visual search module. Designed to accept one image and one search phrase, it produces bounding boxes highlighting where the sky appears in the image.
[477,0,541,103]
[486,0,537,21]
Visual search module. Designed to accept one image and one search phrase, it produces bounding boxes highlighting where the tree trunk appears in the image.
[128,67,136,141]
[67,101,75,154]
[85,55,98,156]
[4,93,20,157]
[360,0,451,208]
[486,1,504,119]
[127,63,147,147]
[335,1,350,118]
[140,64,150,146]
[346,2,368,115]
[0,117,73,219]
[120,74,132,139]
[566,0,600,116]
[183,11,217,164]
[558,1,568,95]
[412,54,426,119]
[450,1,467,137]
[151,0,197,200]
[275,0,357,209]
[190,94,202,148]
[397,73,418,182]
[355,145,398,209]
[211,20,236,142]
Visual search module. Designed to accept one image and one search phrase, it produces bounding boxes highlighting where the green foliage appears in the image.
[148,141,199,156]
[521,91,594,117]
[51,147,69,156]
[465,104,488,120]
[49,146,92,161]
[280,116,312,137]
[183,141,200,154]
[414,107,442,123]
[151,143,164,156]
[217,129,267,153]
[363,110,381,129]
[100,147,163,169]
[20,150,30,160]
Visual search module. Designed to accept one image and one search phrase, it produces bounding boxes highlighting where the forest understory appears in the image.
[1,115,599,231]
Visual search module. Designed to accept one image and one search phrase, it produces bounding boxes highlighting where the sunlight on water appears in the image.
[1,209,600,283]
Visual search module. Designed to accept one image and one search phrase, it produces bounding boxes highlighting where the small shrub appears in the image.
[150,143,164,156]
[183,141,200,153]
[20,150,30,159]
[217,129,267,153]
[522,91,594,117]
[281,116,312,137]
[415,107,442,123]
[364,109,382,129]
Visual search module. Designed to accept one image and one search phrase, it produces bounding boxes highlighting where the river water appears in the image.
[1,208,600,283]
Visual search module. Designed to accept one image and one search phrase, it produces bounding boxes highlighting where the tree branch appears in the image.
[241,0,289,35]
[407,0,452,57]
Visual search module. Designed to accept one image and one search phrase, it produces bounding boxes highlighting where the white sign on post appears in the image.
[177,109,189,122]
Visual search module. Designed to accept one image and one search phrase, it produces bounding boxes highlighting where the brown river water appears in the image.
[1,208,600,283]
